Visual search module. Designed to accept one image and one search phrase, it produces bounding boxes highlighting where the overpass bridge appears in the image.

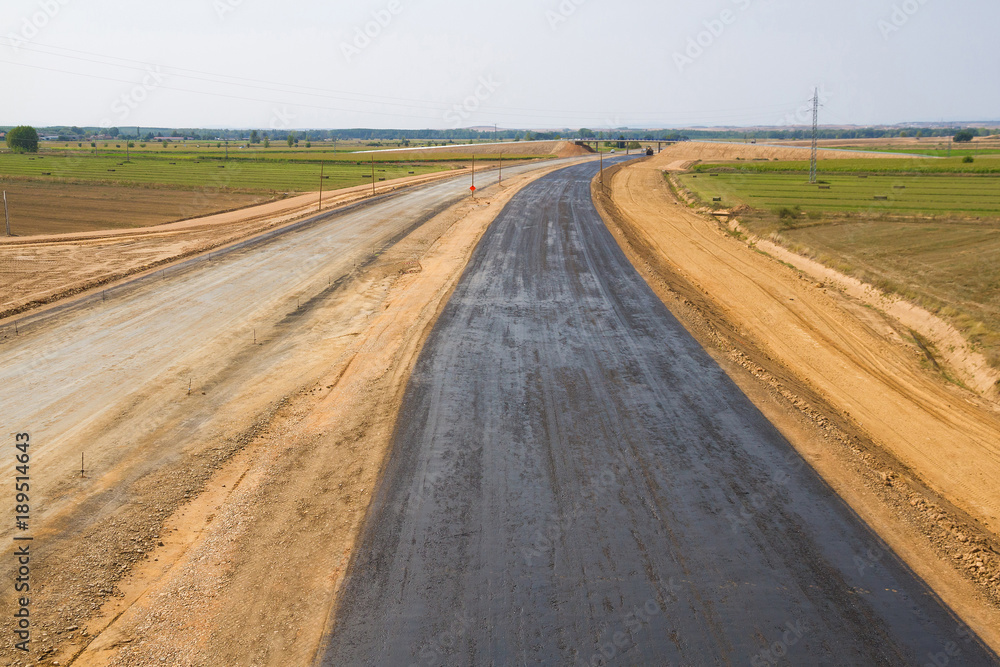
[574,139,675,154]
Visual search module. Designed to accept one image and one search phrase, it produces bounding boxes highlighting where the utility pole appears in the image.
[126,138,130,162]
[810,87,819,184]
[600,148,604,187]
[371,154,376,196]
[3,191,10,236]
[225,139,229,161]
[318,161,325,211]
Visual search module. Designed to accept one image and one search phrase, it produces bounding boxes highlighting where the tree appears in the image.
[263,136,270,148]
[109,127,120,138]
[579,128,595,139]
[250,130,259,144]
[6,126,39,153]
[287,132,295,147]
[954,129,975,143]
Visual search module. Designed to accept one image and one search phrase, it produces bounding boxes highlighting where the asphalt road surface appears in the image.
[321,160,997,666]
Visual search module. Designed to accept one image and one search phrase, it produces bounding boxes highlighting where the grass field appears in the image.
[0,151,451,193]
[680,172,1000,216]
[833,147,1000,158]
[678,165,1000,370]
[0,142,554,235]
[1,141,553,192]
[37,140,553,162]
[691,155,1000,175]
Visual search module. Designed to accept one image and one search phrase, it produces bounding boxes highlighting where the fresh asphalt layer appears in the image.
[320,158,996,666]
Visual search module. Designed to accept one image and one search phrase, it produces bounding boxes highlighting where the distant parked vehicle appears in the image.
[645,147,654,156]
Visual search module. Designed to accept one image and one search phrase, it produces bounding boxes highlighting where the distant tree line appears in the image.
[677,127,994,142]
[2,124,995,147]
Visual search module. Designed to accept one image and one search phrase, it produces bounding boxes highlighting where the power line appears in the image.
[0,37,817,126]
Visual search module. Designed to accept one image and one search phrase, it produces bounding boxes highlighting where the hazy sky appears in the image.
[2,0,997,130]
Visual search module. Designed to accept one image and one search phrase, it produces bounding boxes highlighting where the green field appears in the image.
[0,142,549,194]
[678,165,1000,371]
[832,147,1000,158]
[680,172,1000,217]
[37,140,551,164]
[0,142,552,236]
[0,151,451,193]
[692,155,1000,175]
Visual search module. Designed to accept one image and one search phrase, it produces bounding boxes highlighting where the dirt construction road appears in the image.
[320,160,997,665]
